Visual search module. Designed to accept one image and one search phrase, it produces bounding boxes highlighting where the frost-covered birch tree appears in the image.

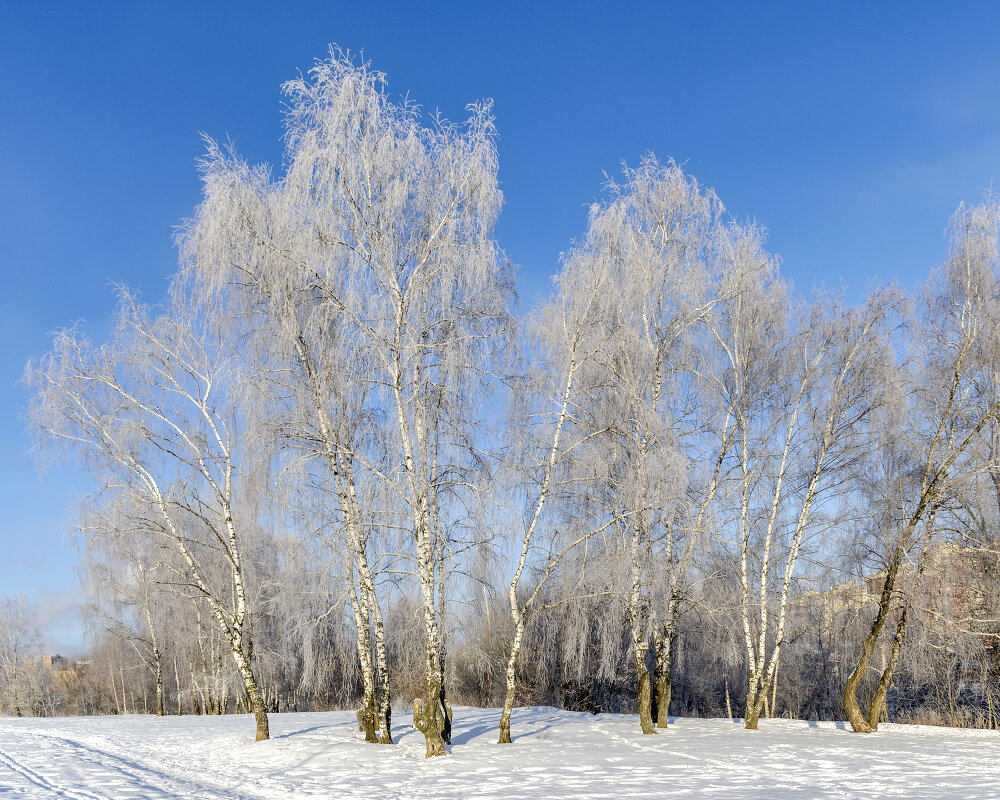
[589,157,723,733]
[258,50,513,757]
[497,221,621,744]
[707,222,895,730]
[26,292,273,740]
[179,133,395,744]
[843,198,1000,732]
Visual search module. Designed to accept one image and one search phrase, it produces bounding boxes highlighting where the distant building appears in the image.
[797,542,998,652]
[33,654,68,670]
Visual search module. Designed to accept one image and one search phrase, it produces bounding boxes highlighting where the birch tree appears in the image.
[179,135,395,744]
[496,219,621,743]
[843,198,1000,732]
[591,157,723,732]
[26,292,273,740]
[708,221,896,729]
[273,50,513,757]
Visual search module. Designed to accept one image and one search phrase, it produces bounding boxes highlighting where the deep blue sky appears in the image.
[2,1,999,652]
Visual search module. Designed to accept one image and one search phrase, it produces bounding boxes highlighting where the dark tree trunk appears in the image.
[652,630,672,728]
[635,643,657,735]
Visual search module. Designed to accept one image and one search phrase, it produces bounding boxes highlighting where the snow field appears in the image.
[0,707,998,799]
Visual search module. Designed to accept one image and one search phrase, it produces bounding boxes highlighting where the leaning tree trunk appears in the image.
[845,493,941,732]
[232,645,269,741]
[864,536,933,731]
[867,606,908,730]
[843,553,903,733]
[499,616,526,743]
[496,353,578,744]
[299,350,385,744]
[343,454,392,745]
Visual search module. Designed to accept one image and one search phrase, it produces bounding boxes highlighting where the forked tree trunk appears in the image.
[843,552,904,733]
[842,372,984,733]
[744,666,772,730]
[846,525,934,733]
[413,678,448,757]
[866,607,907,730]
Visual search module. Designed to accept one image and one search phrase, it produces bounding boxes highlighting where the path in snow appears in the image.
[0,706,998,799]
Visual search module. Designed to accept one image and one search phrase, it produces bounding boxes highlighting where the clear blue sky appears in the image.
[2,1,999,652]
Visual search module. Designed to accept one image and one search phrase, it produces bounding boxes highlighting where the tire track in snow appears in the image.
[3,730,257,800]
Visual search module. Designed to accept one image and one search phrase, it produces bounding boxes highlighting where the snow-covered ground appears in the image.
[0,706,997,799]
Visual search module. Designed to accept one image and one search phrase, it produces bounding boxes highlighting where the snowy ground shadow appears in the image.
[275,724,340,739]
